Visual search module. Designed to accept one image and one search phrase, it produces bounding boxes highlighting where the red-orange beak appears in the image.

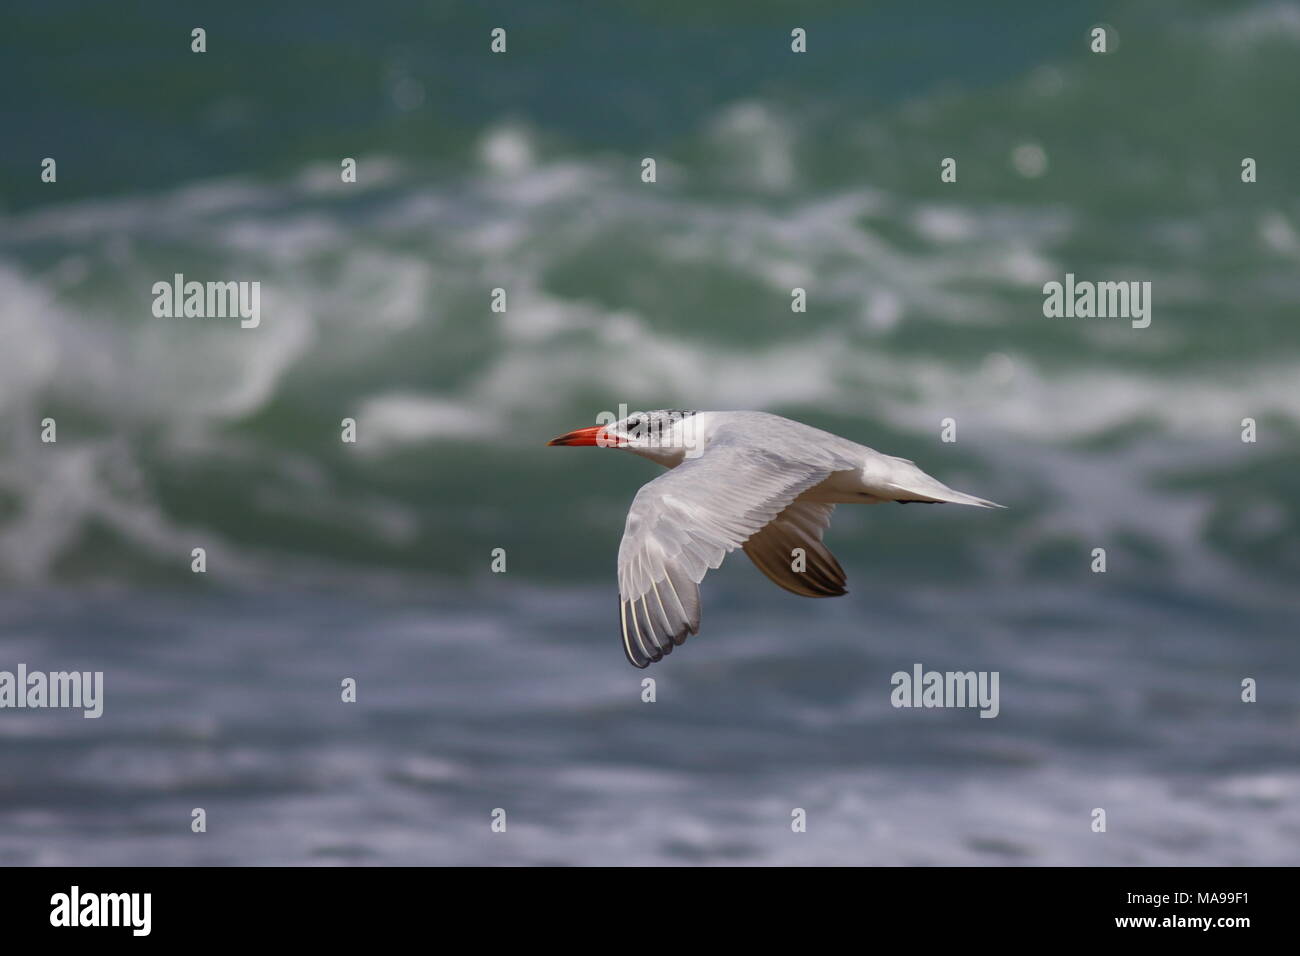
[547,425,608,447]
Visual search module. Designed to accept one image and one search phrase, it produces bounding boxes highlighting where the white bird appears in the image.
[548,410,1002,667]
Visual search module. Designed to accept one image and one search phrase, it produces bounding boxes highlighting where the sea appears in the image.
[0,0,1297,865]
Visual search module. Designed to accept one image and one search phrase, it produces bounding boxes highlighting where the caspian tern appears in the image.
[548,410,1001,668]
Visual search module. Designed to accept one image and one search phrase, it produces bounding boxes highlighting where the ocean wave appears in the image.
[1,9,1296,593]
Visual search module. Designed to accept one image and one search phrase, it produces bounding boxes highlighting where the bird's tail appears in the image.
[883,459,1005,508]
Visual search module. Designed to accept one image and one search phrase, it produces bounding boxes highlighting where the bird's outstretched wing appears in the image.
[616,435,856,667]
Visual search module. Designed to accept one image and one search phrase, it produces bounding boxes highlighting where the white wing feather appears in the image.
[615,429,858,666]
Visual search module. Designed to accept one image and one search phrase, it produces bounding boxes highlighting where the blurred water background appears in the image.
[0,0,1298,864]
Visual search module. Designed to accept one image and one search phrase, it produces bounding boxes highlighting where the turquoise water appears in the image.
[1,1,1298,864]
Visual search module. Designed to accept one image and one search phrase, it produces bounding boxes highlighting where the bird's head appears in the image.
[548,409,702,465]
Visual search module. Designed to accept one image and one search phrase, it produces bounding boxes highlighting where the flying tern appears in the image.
[548,410,1001,667]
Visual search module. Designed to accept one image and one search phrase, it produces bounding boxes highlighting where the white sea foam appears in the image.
[0,98,1294,590]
